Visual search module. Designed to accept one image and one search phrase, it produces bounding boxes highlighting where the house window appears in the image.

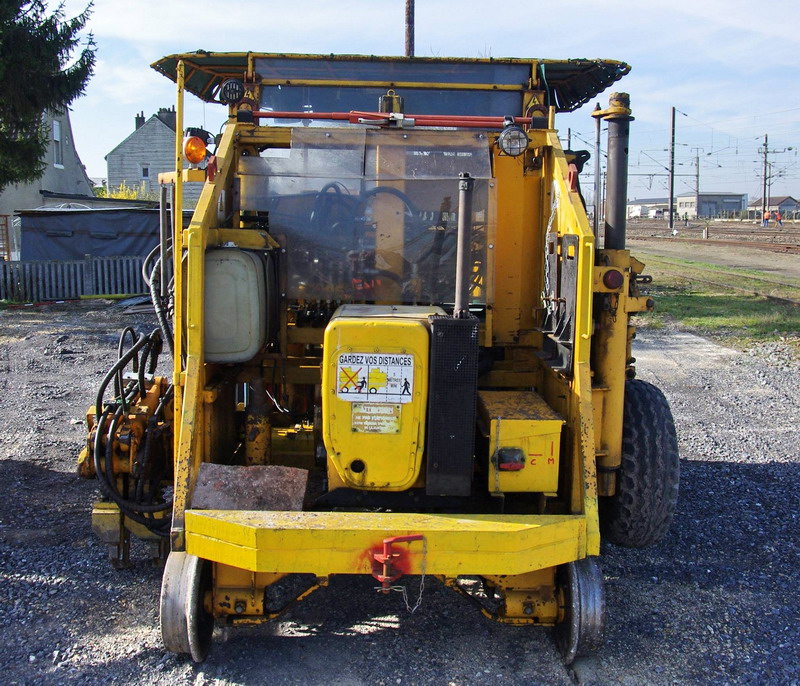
[53,120,63,167]
[140,164,151,193]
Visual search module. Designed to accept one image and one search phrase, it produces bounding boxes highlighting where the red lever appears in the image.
[371,534,424,592]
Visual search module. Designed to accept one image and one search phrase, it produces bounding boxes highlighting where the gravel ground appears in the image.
[0,300,798,686]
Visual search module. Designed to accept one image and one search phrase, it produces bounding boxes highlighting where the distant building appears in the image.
[627,197,671,219]
[105,107,202,207]
[0,109,95,259]
[747,196,799,220]
[675,193,747,219]
[627,193,748,220]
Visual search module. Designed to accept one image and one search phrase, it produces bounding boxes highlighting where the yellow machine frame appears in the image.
[84,51,670,662]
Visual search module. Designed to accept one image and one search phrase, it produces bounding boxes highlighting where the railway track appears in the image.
[629,235,800,254]
[627,223,800,250]
[639,254,800,307]
[680,226,800,239]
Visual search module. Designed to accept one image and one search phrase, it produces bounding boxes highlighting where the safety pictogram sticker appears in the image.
[336,353,414,403]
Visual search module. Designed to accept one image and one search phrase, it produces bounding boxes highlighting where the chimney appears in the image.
[135,111,145,130]
[157,106,176,131]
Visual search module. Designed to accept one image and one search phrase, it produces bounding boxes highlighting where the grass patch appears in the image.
[634,254,800,355]
[640,254,800,301]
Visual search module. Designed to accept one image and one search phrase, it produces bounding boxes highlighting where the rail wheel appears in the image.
[601,379,680,547]
[555,557,606,664]
[160,551,214,662]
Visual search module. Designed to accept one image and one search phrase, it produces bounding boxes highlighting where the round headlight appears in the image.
[219,78,245,105]
[498,125,529,157]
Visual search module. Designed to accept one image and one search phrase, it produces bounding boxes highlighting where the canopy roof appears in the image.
[152,52,630,113]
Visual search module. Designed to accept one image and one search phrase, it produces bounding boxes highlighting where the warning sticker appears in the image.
[336,353,414,403]
[352,403,401,433]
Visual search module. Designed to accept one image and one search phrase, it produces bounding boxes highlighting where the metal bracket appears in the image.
[539,232,579,374]
[371,534,424,592]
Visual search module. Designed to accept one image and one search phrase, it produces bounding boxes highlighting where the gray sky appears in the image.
[64,0,800,201]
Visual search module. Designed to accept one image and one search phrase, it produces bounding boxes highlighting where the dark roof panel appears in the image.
[151,52,630,113]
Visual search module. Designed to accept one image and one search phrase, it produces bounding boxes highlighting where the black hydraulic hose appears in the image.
[104,409,171,514]
[134,417,159,503]
[137,330,162,395]
[117,327,139,365]
[133,383,172,504]
[137,338,153,398]
[94,333,149,420]
[149,261,174,357]
[91,330,174,536]
[141,244,160,288]
[93,406,171,524]
[146,331,162,375]
[114,327,139,407]
[118,327,142,411]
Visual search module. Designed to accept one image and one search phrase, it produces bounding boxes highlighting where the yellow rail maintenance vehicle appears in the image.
[78,52,680,663]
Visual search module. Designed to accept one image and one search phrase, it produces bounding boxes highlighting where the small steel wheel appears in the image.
[555,557,606,664]
[159,551,214,662]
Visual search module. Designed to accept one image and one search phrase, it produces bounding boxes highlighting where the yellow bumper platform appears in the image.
[185,510,586,576]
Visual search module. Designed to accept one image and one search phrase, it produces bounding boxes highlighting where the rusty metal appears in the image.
[190,463,307,511]
[405,0,415,57]
[244,378,271,466]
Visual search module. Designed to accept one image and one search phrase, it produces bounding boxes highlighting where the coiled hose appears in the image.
[92,328,173,536]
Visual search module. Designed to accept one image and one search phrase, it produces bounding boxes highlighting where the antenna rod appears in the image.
[454,172,474,318]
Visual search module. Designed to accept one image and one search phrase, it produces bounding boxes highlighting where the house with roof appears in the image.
[747,196,799,221]
[0,109,96,259]
[627,197,671,219]
[628,192,748,220]
[675,192,747,219]
[106,107,202,207]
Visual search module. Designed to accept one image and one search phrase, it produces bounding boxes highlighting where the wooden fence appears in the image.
[0,255,146,303]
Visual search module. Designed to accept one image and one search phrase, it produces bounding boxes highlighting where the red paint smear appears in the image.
[357,540,415,581]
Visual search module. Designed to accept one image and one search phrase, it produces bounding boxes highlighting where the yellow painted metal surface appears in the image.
[479,391,563,493]
[169,116,241,549]
[483,568,558,624]
[159,169,206,183]
[206,228,280,250]
[322,306,435,491]
[537,132,600,555]
[490,151,540,344]
[91,502,123,545]
[592,249,633,495]
[186,510,586,576]
[159,56,607,567]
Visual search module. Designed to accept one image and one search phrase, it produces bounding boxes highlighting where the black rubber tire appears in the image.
[600,379,680,548]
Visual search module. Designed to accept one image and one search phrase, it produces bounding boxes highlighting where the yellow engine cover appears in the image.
[322,305,442,491]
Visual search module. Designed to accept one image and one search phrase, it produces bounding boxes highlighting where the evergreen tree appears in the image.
[0,2,95,192]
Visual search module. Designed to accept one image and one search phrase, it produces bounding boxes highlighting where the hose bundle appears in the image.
[92,328,173,537]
